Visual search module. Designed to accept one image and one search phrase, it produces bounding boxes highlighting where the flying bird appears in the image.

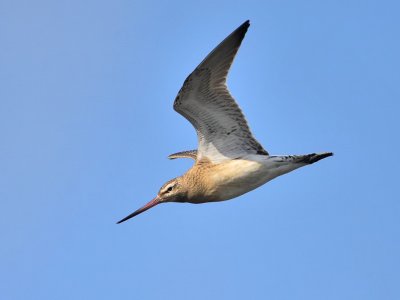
[117,20,332,224]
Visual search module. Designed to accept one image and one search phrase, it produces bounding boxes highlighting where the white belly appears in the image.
[203,156,265,201]
[202,154,304,202]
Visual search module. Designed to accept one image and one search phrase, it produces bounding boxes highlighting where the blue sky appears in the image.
[1,0,399,299]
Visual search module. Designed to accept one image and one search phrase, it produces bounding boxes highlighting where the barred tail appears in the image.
[299,152,333,164]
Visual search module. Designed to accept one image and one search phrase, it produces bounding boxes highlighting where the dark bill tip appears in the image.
[116,197,160,224]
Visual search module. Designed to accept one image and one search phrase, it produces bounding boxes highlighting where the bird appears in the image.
[117,20,332,224]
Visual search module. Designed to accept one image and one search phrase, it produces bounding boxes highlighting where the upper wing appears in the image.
[173,20,268,163]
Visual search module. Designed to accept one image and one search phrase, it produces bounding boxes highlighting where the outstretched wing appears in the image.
[168,150,197,160]
[173,20,268,163]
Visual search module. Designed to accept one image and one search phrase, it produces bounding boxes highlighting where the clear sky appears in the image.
[1,0,399,299]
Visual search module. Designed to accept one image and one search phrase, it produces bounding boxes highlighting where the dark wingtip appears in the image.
[233,20,250,38]
[239,20,250,33]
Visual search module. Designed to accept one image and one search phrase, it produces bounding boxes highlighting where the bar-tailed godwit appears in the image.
[117,20,332,223]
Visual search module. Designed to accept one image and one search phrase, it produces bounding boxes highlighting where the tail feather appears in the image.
[271,152,333,164]
[300,152,333,164]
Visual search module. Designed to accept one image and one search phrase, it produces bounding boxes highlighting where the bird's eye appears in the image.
[167,186,173,192]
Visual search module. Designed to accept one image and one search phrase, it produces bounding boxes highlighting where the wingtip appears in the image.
[231,20,250,43]
[240,20,250,31]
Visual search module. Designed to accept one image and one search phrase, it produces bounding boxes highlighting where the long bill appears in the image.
[116,197,160,224]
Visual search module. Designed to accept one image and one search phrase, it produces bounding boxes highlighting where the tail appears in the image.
[271,152,333,164]
[298,152,333,164]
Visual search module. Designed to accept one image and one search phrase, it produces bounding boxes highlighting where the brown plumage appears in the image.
[116,21,332,224]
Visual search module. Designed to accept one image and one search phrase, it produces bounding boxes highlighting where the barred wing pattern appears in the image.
[173,20,268,163]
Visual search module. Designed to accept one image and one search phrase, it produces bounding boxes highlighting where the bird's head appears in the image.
[116,177,187,224]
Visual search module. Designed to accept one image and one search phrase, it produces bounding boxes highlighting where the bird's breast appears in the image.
[187,156,273,203]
